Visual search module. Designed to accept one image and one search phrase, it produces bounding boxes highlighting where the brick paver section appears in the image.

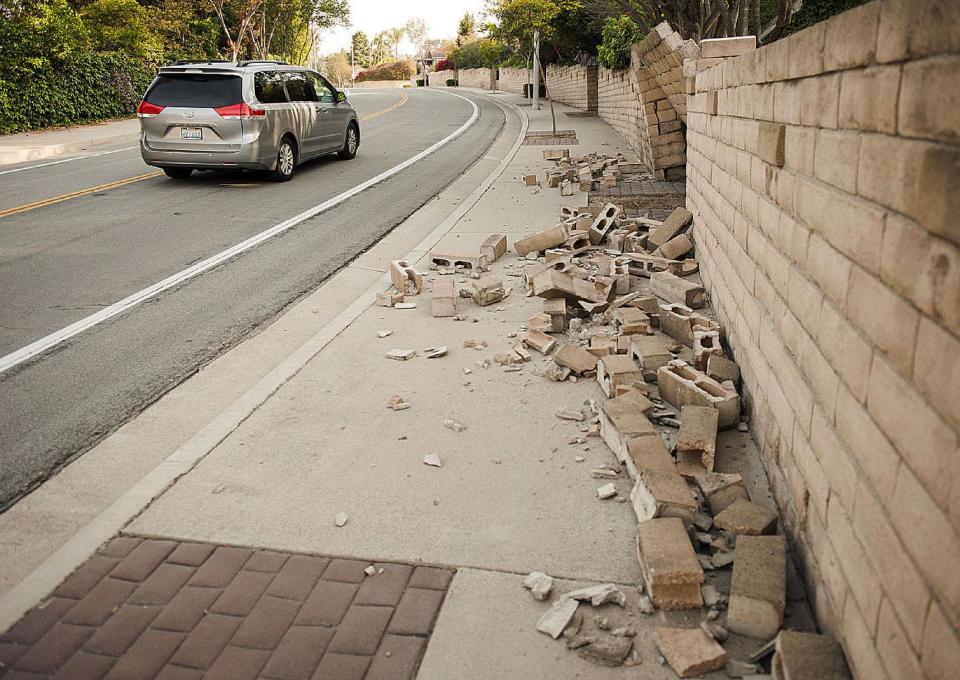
[0,537,454,680]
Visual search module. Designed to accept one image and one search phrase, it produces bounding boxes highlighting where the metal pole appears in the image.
[532,28,540,111]
[351,43,355,87]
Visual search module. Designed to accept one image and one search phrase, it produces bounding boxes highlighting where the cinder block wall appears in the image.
[427,70,456,86]
[633,21,700,124]
[497,68,529,94]
[596,68,642,156]
[545,64,598,111]
[458,68,493,89]
[685,1,960,677]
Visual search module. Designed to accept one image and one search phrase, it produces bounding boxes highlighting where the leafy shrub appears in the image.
[0,51,156,134]
[434,58,454,72]
[449,37,505,69]
[355,58,415,82]
[597,16,641,70]
[445,78,458,86]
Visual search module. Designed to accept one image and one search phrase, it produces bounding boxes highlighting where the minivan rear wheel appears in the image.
[270,137,296,182]
[163,167,193,179]
[338,124,358,160]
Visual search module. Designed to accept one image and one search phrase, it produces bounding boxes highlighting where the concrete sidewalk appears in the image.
[0,118,140,166]
[0,91,814,679]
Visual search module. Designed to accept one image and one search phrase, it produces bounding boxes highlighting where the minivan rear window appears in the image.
[145,74,242,108]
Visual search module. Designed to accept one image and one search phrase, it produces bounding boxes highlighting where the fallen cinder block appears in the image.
[390,260,422,295]
[726,535,786,640]
[647,207,693,251]
[533,269,613,304]
[655,626,727,678]
[624,434,675,480]
[600,390,657,461]
[694,471,749,514]
[628,334,673,372]
[612,307,649,336]
[542,148,569,161]
[597,354,644,398]
[553,343,599,375]
[660,304,719,347]
[714,498,778,535]
[707,354,741,384]
[631,467,698,525]
[523,174,539,186]
[431,278,457,318]
[522,329,556,354]
[429,250,487,272]
[651,271,705,309]
[675,405,719,474]
[542,298,567,332]
[636,518,704,610]
[588,203,619,245]
[624,252,681,278]
[480,234,507,263]
[657,360,740,429]
[655,233,694,260]
[772,631,851,680]
[693,329,723,371]
[471,277,505,307]
[514,225,568,257]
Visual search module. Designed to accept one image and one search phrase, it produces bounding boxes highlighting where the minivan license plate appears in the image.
[181,127,202,140]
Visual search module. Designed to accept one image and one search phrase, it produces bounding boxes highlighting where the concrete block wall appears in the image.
[497,68,530,94]
[545,64,598,111]
[458,68,494,90]
[428,70,456,87]
[684,1,960,678]
[596,68,642,159]
[633,21,700,123]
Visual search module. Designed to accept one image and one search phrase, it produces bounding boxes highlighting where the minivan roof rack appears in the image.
[236,60,289,66]
[171,60,232,65]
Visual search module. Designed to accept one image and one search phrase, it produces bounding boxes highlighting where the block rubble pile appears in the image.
[376,149,851,679]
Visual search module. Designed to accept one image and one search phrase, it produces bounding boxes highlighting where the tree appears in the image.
[324,50,351,85]
[80,0,163,60]
[370,31,390,63]
[596,14,640,69]
[404,17,427,59]
[351,30,371,66]
[248,0,349,64]
[456,12,475,46]
[384,26,406,59]
[206,0,263,61]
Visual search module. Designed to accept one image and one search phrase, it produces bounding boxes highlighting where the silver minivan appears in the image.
[137,61,360,181]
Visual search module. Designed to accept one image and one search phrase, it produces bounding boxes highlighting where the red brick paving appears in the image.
[0,537,453,680]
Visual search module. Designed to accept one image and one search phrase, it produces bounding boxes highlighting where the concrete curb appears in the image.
[0,91,528,632]
[0,131,140,167]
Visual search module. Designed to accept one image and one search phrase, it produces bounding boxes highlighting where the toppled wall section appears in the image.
[546,64,598,111]
[629,62,686,180]
[633,21,700,124]
[685,1,960,678]
[596,68,641,154]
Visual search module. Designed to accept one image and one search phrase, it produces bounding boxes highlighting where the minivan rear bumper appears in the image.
[140,139,272,171]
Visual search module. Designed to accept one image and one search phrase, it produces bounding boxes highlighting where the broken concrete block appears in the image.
[651,271,706,308]
[471,277,505,306]
[389,260,423,295]
[624,435,675,480]
[480,234,507,263]
[647,207,693,251]
[636,518,704,610]
[597,354,644,398]
[772,631,851,680]
[549,344,595,377]
[588,334,616,358]
[714,499,778,536]
[536,598,579,639]
[612,307,649,336]
[588,203,620,245]
[629,334,673,372]
[630,467,698,525]
[655,627,727,678]
[423,346,447,359]
[660,304,718,346]
[655,233,694,260]
[386,349,416,361]
[431,278,457,318]
[543,298,567,332]
[694,471,748,515]
[560,180,574,196]
[523,572,554,601]
[675,405,719,474]
[543,148,569,161]
[727,535,786,640]
[625,252,681,278]
[422,453,443,467]
[514,225,568,257]
[522,329,556,354]
[657,360,741,429]
[377,291,405,307]
[533,269,613,304]
[394,302,417,309]
[600,390,657,462]
[693,329,723,370]
[528,313,552,333]
[575,636,632,667]
[597,483,618,499]
[523,174,539,186]
[429,250,487,272]
[707,354,740,384]
[545,172,563,188]
[700,35,756,58]
[563,583,626,607]
[386,395,410,411]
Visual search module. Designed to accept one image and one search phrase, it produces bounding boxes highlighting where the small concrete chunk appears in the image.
[576,635,633,667]
[480,234,507,263]
[522,329,556,354]
[523,572,554,601]
[772,631,851,680]
[695,471,749,514]
[597,483,618,500]
[563,583,626,607]
[655,626,728,678]
[536,598,579,639]
[707,353,740,383]
[727,535,786,640]
[553,343,599,375]
[714,499,778,536]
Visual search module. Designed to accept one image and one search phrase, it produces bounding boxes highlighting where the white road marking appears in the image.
[0,146,138,176]
[0,90,479,374]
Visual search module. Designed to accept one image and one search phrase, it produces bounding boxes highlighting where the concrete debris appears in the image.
[707,353,740,384]
[638,593,654,614]
[389,260,423,295]
[386,349,416,361]
[334,512,349,527]
[714,499,779,536]
[658,360,740,429]
[575,635,633,667]
[712,550,736,569]
[423,346,448,359]
[481,234,508,263]
[515,225,568,257]
[556,408,586,422]
[523,174,539,186]
[522,329,556,354]
[624,435,675,481]
[597,354,644,398]
[636,518,704,610]
[630,467,698,525]
[528,313,553,333]
[471,277,506,306]
[394,302,417,309]
[430,250,488,272]
[536,360,571,382]
[695,471,749,515]
[597,483,618,499]
[726,659,760,677]
[700,620,729,642]
[563,583,626,607]
[422,454,443,467]
[647,207,693,251]
[727,535,786,640]
[536,598,580,639]
[386,395,411,411]
[376,330,393,338]
[364,565,376,576]
[377,291,404,307]
[431,278,457,317]
[523,572,555,601]
[675,405,719,475]
[650,271,705,309]
[655,626,727,678]
[591,468,619,479]
[772,631,851,680]
[701,584,722,608]
[443,419,466,432]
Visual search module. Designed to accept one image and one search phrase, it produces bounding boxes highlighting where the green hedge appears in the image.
[0,52,156,134]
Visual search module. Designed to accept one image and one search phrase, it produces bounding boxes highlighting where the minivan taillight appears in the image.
[136,101,165,117]
[215,103,266,120]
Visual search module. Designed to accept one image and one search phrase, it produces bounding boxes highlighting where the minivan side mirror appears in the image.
[337,91,347,103]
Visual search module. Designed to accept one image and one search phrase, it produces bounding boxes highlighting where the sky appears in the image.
[321,0,489,55]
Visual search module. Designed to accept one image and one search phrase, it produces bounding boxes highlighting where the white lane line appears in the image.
[0,90,478,375]
[0,146,139,176]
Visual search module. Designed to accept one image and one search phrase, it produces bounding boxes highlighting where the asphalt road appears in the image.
[0,88,505,509]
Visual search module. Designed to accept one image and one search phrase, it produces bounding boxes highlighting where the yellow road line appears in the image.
[1,93,408,219]
[0,171,162,219]
[359,91,408,121]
